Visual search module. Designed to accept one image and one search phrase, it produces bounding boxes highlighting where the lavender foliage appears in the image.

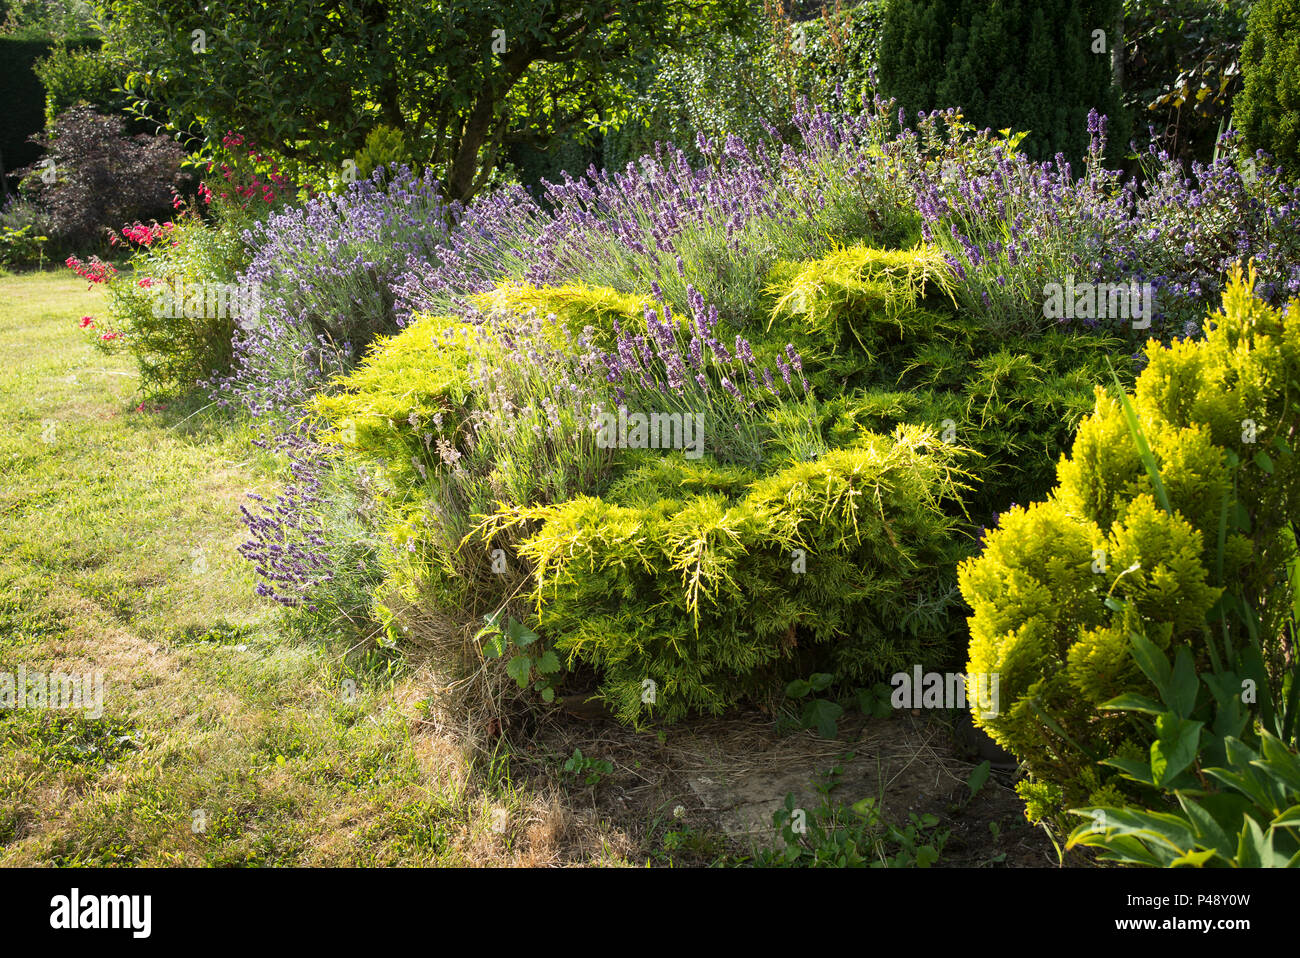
[238,431,333,609]
[238,431,381,613]
[394,98,1300,349]
[214,165,455,418]
[903,108,1300,340]
[393,95,918,327]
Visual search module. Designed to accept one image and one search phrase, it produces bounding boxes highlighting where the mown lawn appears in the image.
[0,270,635,866]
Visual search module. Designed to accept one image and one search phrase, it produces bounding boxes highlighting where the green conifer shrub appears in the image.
[1235,0,1300,178]
[765,244,1129,518]
[314,265,979,721]
[352,124,416,181]
[877,0,1126,167]
[314,244,1133,726]
[472,428,970,723]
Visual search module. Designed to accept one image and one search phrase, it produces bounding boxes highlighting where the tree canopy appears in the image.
[100,0,749,200]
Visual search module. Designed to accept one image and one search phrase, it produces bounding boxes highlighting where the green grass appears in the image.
[0,269,635,866]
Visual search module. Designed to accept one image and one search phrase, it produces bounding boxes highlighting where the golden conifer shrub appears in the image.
[960,265,1300,813]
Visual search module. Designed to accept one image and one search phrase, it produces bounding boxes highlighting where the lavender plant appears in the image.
[393,93,920,329]
[390,182,544,316]
[1124,131,1300,338]
[215,165,454,419]
[457,307,616,514]
[393,95,1300,357]
[590,284,813,465]
[908,108,1300,343]
[238,430,382,618]
[307,305,619,617]
[904,108,1132,336]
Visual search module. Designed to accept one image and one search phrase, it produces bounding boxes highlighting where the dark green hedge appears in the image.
[1236,0,1300,178]
[877,0,1128,168]
[0,36,102,191]
[0,38,54,187]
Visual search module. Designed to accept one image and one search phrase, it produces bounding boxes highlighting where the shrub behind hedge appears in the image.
[34,42,129,127]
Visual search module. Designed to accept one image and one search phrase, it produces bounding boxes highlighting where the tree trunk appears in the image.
[446,49,532,202]
[448,93,496,203]
[360,0,404,132]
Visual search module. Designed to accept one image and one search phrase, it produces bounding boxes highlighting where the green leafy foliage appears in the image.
[561,747,614,785]
[0,0,98,41]
[785,673,843,738]
[1068,631,1300,867]
[1122,0,1252,166]
[607,0,889,170]
[757,771,949,868]
[0,223,48,269]
[476,612,562,702]
[86,206,250,395]
[100,0,752,200]
[856,682,894,719]
[33,42,129,126]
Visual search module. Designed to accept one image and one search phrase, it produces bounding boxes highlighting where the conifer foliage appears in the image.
[877,0,1125,166]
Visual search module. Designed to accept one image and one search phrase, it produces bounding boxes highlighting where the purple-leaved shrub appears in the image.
[20,106,190,253]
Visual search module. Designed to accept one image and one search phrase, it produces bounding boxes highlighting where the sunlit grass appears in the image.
[0,269,634,866]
